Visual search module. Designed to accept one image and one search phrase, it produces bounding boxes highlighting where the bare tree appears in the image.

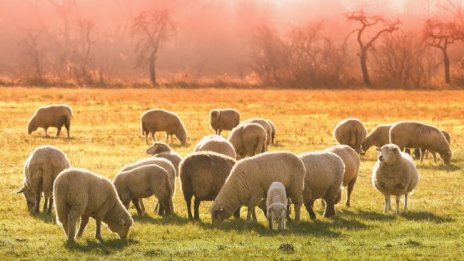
[132,9,175,86]
[347,9,400,86]
[73,19,98,83]
[20,30,47,83]
[424,18,463,83]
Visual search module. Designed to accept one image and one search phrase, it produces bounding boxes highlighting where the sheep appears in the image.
[114,164,173,216]
[413,130,451,162]
[361,124,393,153]
[372,144,419,214]
[242,118,273,148]
[333,118,367,154]
[141,109,187,145]
[389,121,452,165]
[17,145,70,214]
[193,135,236,159]
[146,141,183,174]
[298,151,344,219]
[209,108,240,135]
[53,168,133,242]
[227,123,266,160]
[267,119,276,144]
[27,104,73,138]
[179,151,237,221]
[120,157,176,215]
[266,182,287,231]
[211,151,305,225]
[324,145,360,207]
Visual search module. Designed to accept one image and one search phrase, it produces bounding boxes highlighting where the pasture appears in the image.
[0,87,463,260]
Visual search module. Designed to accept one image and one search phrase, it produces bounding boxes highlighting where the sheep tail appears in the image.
[53,180,66,225]
[166,177,174,214]
[255,135,265,154]
[141,121,148,137]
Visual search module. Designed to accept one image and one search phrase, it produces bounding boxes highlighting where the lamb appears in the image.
[324,145,360,207]
[114,164,173,216]
[242,118,273,148]
[389,121,452,165]
[141,109,187,145]
[266,182,287,231]
[372,144,419,214]
[211,151,305,225]
[361,124,393,153]
[333,118,367,154]
[209,108,240,135]
[53,168,133,242]
[227,123,267,159]
[146,141,183,174]
[413,130,451,162]
[17,145,70,214]
[193,135,237,159]
[298,151,344,219]
[179,151,237,220]
[27,104,73,138]
[120,157,176,215]
[267,120,276,144]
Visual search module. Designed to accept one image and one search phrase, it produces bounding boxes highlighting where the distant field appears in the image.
[0,87,463,260]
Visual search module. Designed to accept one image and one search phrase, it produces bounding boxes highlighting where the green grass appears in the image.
[0,87,463,260]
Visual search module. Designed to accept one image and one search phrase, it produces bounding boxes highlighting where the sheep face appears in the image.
[146,142,171,155]
[267,204,286,229]
[377,144,401,165]
[176,130,187,146]
[439,150,452,165]
[27,119,37,134]
[210,110,220,124]
[17,186,35,209]
[107,215,133,239]
[210,205,231,224]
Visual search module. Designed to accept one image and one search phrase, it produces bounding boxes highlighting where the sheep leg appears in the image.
[246,207,255,224]
[44,127,49,137]
[404,193,409,210]
[165,132,169,144]
[95,219,103,241]
[185,194,193,219]
[151,131,156,143]
[140,199,145,212]
[294,204,301,224]
[66,208,81,242]
[252,208,257,223]
[323,199,336,218]
[304,200,316,220]
[432,153,437,163]
[56,126,62,137]
[193,197,201,220]
[47,197,53,214]
[384,194,390,213]
[157,202,165,216]
[34,191,41,214]
[132,198,143,216]
[65,122,70,138]
[145,132,149,145]
[395,195,401,214]
[43,195,48,213]
[346,177,357,207]
[268,217,273,230]
[420,149,426,162]
[233,208,240,219]
[77,215,89,238]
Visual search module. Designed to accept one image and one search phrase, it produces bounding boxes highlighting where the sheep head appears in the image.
[377,144,401,165]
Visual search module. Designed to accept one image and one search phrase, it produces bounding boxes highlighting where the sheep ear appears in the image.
[393,147,399,152]
[375,147,381,152]
[16,187,25,194]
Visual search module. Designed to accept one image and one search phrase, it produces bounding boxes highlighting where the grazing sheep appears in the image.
[298,151,344,219]
[390,121,452,165]
[414,130,451,162]
[146,142,183,174]
[53,168,133,242]
[27,104,73,138]
[141,109,187,145]
[193,135,236,158]
[228,123,266,159]
[333,118,367,154]
[211,151,305,225]
[324,145,360,207]
[179,151,237,220]
[120,157,176,215]
[361,124,393,153]
[266,182,287,231]
[372,144,419,214]
[267,120,276,144]
[242,118,273,148]
[17,145,70,214]
[209,109,240,135]
[114,164,173,216]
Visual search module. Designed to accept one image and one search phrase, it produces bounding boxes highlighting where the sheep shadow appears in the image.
[339,209,397,222]
[417,163,460,172]
[29,210,56,224]
[133,213,190,226]
[64,238,137,253]
[339,209,453,223]
[400,211,453,223]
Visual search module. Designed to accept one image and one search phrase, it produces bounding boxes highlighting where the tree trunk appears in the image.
[442,47,451,84]
[149,52,157,86]
[360,49,371,86]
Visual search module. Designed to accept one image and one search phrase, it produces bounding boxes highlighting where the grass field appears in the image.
[0,87,463,260]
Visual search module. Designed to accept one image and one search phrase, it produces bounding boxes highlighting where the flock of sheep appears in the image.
[18,104,452,242]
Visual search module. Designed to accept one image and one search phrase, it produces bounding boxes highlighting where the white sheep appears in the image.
[146,142,183,174]
[242,117,273,148]
[228,123,267,159]
[372,144,419,214]
[193,135,236,158]
[53,168,133,242]
[27,104,73,138]
[17,145,70,214]
[361,124,393,153]
[266,182,287,231]
[141,109,187,145]
[209,109,240,135]
[333,118,367,154]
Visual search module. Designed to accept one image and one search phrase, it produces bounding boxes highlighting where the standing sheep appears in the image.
[361,124,393,153]
[114,164,173,216]
[333,118,367,154]
[298,151,344,219]
[17,145,70,214]
[266,182,287,231]
[267,120,276,144]
[193,135,236,159]
[372,144,419,214]
[141,109,187,145]
[389,121,452,165]
[324,145,360,207]
[228,123,266,160]
[209,109,240,135]
[179,151,237,220]
[413,130,451,162]
[53,168,133,242]
[146,141,183,174]
[242,118,273,148]
[211,151,305,225]
[27,104,73,138]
